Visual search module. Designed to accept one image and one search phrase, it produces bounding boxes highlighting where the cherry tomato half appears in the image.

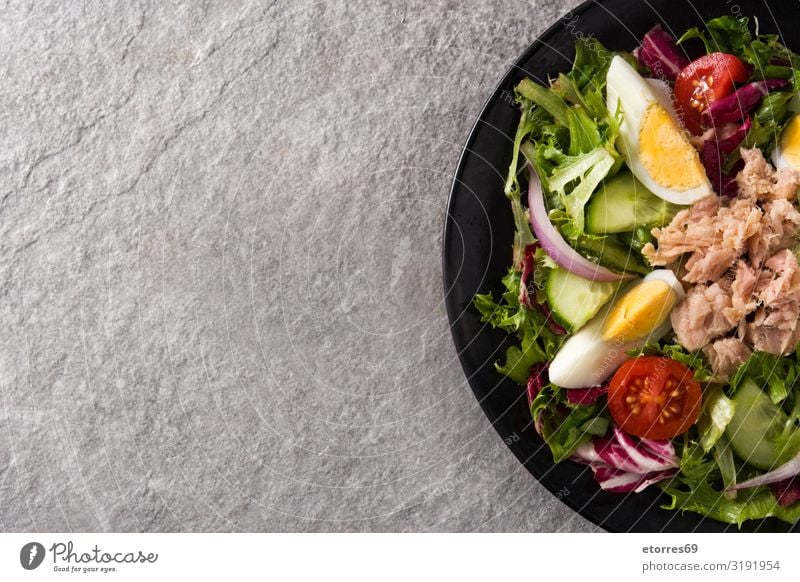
[607,356,702,439]
[674,52,749,134]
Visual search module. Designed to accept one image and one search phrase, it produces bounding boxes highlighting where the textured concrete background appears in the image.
[1,0,598,531]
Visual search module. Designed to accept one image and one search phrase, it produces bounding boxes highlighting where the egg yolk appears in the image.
[601,280,677,343]
[779,114,800,170]
[638,103,706,191]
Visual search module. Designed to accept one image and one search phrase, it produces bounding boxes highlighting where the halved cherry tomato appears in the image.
[607,356,702,439]
[674,52,749,134]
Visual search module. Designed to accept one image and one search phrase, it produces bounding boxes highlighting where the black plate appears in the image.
[443,0,800,532]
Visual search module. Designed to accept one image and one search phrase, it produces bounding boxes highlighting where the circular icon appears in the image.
[20,542,45,570]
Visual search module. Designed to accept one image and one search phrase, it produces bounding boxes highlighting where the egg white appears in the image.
[548,270,684,388]
[606,56,713,205]
[772,113,800,172]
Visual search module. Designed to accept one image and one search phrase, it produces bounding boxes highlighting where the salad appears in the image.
[474,16,800,526]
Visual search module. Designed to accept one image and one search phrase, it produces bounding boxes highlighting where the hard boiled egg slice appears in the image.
[548,269,685,388]
[772,113,800,172]
[606,56,714,205]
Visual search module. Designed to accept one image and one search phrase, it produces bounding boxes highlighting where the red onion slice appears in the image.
[727,451,800,492]
[592,466,678,494]
[527,165,631,282]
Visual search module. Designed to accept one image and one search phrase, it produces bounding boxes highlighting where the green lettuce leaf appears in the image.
[678,15,751,56]
[629,341,716,382]
[729,350,800,405]
[474,267,563,384]
[661,440,800,526]
[513,38,625,236]
[547,147,616,232]
[553,37,630,121]
[679,15,800,73]
[698,385,736,453]
[713,435,738,499]
[503,99,540,269]
[662,477,800,526]
[530,382,609,463]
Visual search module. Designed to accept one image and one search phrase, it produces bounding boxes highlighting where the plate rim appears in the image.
[441,0,617,532]
[440,0,800,533]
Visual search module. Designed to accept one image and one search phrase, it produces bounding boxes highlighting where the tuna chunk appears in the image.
[744,302,800,355]
[648,147,800,357]
[643,198,721,266]
[737,147,799,202]
[758,249,800,306]
[774,168,800,202]
[671,282,736,351]
[723,260,758,322]
[748,199,800,267]
[702,338,752,381]
[642,197,761,282]
[743,252,800,356]
[682,247,738,284]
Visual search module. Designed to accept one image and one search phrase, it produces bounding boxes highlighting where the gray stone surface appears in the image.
[0,0,598,531]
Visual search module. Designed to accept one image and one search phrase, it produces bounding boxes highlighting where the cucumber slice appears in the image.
[545,268,618,332]
[586,171,680,234]
[726,379,786,470]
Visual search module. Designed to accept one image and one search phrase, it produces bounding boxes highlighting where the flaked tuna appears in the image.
[647,148,800,357]
[643,196,761,282]
[723,260,758,323]
[670,281,736,351]
[702,338,752,381]
[737,147,798,202]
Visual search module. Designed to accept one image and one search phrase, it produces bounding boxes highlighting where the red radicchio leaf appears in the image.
[540,302,567,335]
[571,426,679,493]
[594,427,678,473]
[700,117,751,196]
[527,364,549,437]
[518,243,567,335]
[526,363,548,407]
[769,477,800,507]
[701,79,788,127]
[634,24,689,82]
[565,382,609,405]
[518,244,536,309]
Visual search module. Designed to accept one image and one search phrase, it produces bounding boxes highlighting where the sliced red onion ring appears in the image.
[727,450,800,492]
[527,166,630,282]
[591,466,678,494]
